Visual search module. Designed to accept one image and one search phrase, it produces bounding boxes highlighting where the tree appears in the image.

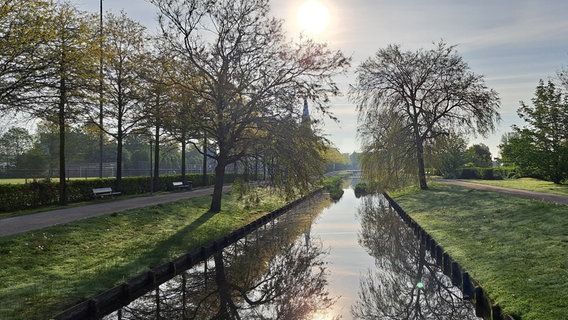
[91,11,150,188]
[0,0,54,112]
[501,80,568,183]
[151,0,349,212]
[358,107,417,190]
[0,127,33,170]
[31,3,99,204]
[425,132,467,178]
[350,42,500,190]
[465,143,492,167]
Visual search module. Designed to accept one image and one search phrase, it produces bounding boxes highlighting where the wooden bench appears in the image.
[93,187,121,198]
[172,181,192,191]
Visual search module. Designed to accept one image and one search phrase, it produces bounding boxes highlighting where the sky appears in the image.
[71,0,568,157]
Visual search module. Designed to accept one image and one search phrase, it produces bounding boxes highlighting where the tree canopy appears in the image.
[500,80,568,183]
[151,0,350,212]
[350,42,500,189]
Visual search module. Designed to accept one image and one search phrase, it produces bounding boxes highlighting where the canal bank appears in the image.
[62,185,480,319]
[383,192,513,320]
[390,182,568,320]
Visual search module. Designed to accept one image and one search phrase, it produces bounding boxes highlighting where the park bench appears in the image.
[172,181,192,191]
[92,187,121,198]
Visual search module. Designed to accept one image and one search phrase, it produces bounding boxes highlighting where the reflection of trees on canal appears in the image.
[352,195,479,320]
[104,195,339,320]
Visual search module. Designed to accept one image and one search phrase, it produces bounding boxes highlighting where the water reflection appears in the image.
[352,195,479,319]
[104,194,340,320]
[102,190,479,320]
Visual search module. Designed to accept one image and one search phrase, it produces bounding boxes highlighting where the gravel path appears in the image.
[436,179,568,205]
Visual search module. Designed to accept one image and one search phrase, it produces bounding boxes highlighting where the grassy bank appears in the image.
[392,183,568,320]
[0,187,288,320]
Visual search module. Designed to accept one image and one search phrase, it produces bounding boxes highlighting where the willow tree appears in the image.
[151,0,349,212]
[350,42,500,190]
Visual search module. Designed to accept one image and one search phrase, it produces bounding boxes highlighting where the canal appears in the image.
[103,183,479,319]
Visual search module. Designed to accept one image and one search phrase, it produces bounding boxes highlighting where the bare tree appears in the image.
[350,42,500,190]
[91,11,150,187]
[151,0,349,212]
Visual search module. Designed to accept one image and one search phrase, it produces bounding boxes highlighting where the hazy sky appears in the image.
[72,0,568,157]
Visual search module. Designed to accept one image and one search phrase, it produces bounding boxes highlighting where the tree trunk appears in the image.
[116,131,123,190]
[153,125,160,189]
[416,140,428,190]
[58,80,67,206]
[181,135,187,182]
[210,159,226,213]
[202,132,207,186]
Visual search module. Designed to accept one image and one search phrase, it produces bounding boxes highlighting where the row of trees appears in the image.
[1,0,350,211]
[0,124,198,178]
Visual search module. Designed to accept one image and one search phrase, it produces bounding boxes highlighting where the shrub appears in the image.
[354,182,368,197]
[324,176,344,200]
[457,166,518,180]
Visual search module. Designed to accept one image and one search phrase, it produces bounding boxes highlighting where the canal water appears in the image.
[104,184,480,319]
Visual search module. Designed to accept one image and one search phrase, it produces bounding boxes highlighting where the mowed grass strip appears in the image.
[463,177,568,197]
[393,183,568,320]
[0,188,286,320]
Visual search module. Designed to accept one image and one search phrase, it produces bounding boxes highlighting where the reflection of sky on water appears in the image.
[311,188,376,319]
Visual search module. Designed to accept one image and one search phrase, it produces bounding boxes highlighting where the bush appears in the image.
[457,166,518,180]
[324,176,344,200]
[354,182,368,197]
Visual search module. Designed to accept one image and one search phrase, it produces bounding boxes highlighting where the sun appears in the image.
[297,0,330,35]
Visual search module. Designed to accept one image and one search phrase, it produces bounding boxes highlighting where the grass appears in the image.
[0,187,288,320]
[392,182,568,320]
[462,177,568,197]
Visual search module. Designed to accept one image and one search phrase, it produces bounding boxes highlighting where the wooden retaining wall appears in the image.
[54,189,323,320]
[382,192,518,320]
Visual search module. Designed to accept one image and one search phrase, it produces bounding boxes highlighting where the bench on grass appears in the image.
[172,181,192,191]
[93,187,121,198]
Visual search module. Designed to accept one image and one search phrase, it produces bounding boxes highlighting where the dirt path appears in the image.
[436,179,568,205]
[0,185,231,237]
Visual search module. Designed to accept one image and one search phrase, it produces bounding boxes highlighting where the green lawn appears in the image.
[462,177,568,196]
[0,188,288,320]
[393,183,568,320]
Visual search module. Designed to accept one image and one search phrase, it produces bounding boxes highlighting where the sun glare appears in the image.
[297,0,330,35]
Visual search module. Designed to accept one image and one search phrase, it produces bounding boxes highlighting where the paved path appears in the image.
[2,180,566,238]
[437,179,568,205]
[0,186,231,237]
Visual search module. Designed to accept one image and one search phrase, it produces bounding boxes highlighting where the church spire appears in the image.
[302,97,310,120]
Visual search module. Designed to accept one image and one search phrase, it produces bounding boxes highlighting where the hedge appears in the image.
[0,173,243,213]
[457,166,518,180]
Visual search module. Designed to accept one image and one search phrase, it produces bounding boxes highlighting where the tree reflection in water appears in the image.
[352,195,479,320]
[104,195,340,320]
